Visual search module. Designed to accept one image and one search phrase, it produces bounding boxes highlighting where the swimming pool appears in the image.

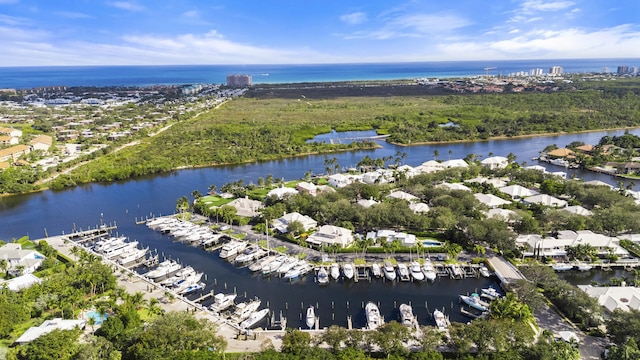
[422,240,443,247]
[86,310,108,325]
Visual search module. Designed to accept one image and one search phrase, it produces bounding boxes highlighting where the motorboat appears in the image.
[277,257,300,276]
[173,272,204,293]
[145,260,182,281]
[552,263,573,272]
[117,246,148,265]
[478,265,491,277]
[284,261,312,280]
[449,264,464,279]
[316,267,329,285]
[421,260,437,281]
[330,263,340,280]
[93,236,127,252]
[102,240,139,259]
[371,263,382,278]
[433,309,449,330]
[159,265,196,286]
[365,302,382,330]
[459,293,489,312]
[240,308,270,330]
[480,286,501,301]
[234,245,266,264]
[399,303,416,327]
[263,255,287,275]
[249,255,276,272]
[219,240,248,259]
[209,293,237,312]
[576,263,593,272]
[409,261,424,281]
[342,263,355,280]
[383,261,396,281]
[305,306,315,329]
[231,299,262,323]
[397,263,411,281]
[179,282,205,295]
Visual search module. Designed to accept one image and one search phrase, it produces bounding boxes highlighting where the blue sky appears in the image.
[1,0,639,66]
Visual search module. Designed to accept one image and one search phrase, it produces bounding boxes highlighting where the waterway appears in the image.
[2,129,639,328]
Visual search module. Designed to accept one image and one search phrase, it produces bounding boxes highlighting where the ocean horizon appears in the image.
[1,58,639,90]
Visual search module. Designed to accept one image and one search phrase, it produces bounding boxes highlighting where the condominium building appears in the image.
[226,74,252,87]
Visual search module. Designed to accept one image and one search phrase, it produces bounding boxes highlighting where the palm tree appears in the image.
[208,184,217,195]
[147,297,163,317]
[0,259,7,277]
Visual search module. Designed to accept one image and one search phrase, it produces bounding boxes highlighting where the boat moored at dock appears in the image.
[306,305,315,329]
[399,303,416,327]
[383,261,396,281]
[240,308,269,330]
[365,302,382,330]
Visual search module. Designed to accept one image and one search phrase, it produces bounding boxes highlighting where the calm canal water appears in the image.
[1,129,639,327]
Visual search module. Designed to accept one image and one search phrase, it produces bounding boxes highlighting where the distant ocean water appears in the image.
[1,59,639,89]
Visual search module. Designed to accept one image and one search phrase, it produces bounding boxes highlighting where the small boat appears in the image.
[330,263,340,280]
[397,263,411,281]
[449,264,464,279]
[433,309,449,330]
[383,261,396,281]
[316,267,329,285]
[231,299,262,323]
[459,293,489,312]
[209,293,237,312]
[371,263,382,278]
[219,240,248,259]
[478,266,491,277]
[480,287,501,301]
[342,263,355,280]
[249,255,276,272]
[409,261,424,281]
[421,261,437,281]
[576,263,593,272]
[552,263,573,272]
[365,302,382,330]
[306,305,315,329]
[399,303,416,327]
[240,308,270,330]
[179,282,205,295]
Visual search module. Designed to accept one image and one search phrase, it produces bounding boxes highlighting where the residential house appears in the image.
[517,230,628,258]
[328,173,352,188]
[437,182,472,192]
[409,202,430,214]
[498,185,539,199]
[414,160,444,174]
[0,145,30,163]
[30,135,53,152]
[387,190,419,203]
[578,285,640,313]
[440,159,469,168]
[306,225,354,248]
[0,273,42,291]
[464,177,508,188]
[546,148,575,158]
[357,198,379,208]
[0,243,45,276]
[480,156,509,169]
[563,205,593,216]
[623,162,640,175]
[272,212,317,233]
[226,197,263,218]
[523,194,567,208]
[366,229,417,247]
[524,165,547,173]
[474,193,511,208]
[486,208,518,222]
[296,181,317,196]
[266,185,298,199]
[0,127,22,138]
[0,135,18,145]
[14,318,86,344]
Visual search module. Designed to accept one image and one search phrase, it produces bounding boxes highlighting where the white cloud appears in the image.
[0,13,29,26]
[344,12,471,40]
[509,29,520,34]
[54,11,92,19]
[108,1,145,12]
[340,12,367,25]
[522,0,575,12]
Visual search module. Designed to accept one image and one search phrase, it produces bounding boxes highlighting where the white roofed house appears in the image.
[464,177,508,188]
[328,173,352,188]
[306,225,354,248]
[409,202,430,214]
[0,243,45,276]
[357,198,379,208]
[517,230,628,258]
[437,182,472,192]
[387,190,419,203]
[523,194,568,208]
[474,193,512,208]
[366,229,417,247]
[266,185,298,199]
[226,197,263,218]
[481,156,509,170]
[498,185,540,200]
[440,159,469,169]
[272,212,318,234]
[296,181,317,196]
[29,135,53,153]
[563,205,593,216]
[414,160,444,174]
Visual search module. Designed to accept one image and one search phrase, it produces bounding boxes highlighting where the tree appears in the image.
[286,220,306,236]
[0,258,7,276]
[281,329,311,356]
[321,325,348,353]
[176,196,190,214]
[207,184,217,195]
[11,329,80,360]
[417,326,442,352]
[191,189,203,199]
[606,309,640,346]
[374,321,411,358]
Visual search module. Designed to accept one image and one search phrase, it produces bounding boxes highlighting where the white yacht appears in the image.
[231,299,262,323]
[249,255,276,272]
[330,263,340,280]
[240,308,269,330]
[235,245,265,264]
[263,255,287,275]
[397,263,411,281]
[102,240,139,259]
[219,240,248,259]
[306,305,315,329]
[409,261,425,281]
[276,257,299,276]
[145,260,182,281]
[434,309,449,330]
[365,302,382,330]
[478,265,491,277]
[178,281,205,295]
[399,303,416,327]
[371,263,382,278]
[383,261,396,281]
[480,287,501,301]
[210,293,237,312]
[160,266,196,287]
[342,263,355,280]
[284,261,311,280]
[117,247,148,265]
[316,267,329,285]
[422,260,437,281]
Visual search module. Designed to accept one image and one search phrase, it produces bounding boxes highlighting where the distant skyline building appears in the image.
[601,67,610,73]
[530,68,543,76]
[617,66,629,75]
[226,74,252,87]
[549,66,563,75]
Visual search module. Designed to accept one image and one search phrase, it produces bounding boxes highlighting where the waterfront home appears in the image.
[464,176,508,188]
[327,173,352,188]
[226,197,263,218]
[387,190,419,203]
[266,185,298,199]
[362,170,392,185]
[0,243,45,276]
[306,225,354,248]
[414,160,444,174]
[14,318,86,344]
[272,212,317,233]
[441,159,469,169]
[498,185,539,199]
[524,165,547,172]
[523,194,568,208]
[437,182,472,192]
[481,156,509,170]
[546,147,575,159]
[409,202,430,214]
[0,273,42,291]
[584,179,614,189]
[296,181,317,196]
[578,285,640,313]
[366,230,417,247]
[474,193,511,208]
[517,230,628,258]
[396,165,419,178]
